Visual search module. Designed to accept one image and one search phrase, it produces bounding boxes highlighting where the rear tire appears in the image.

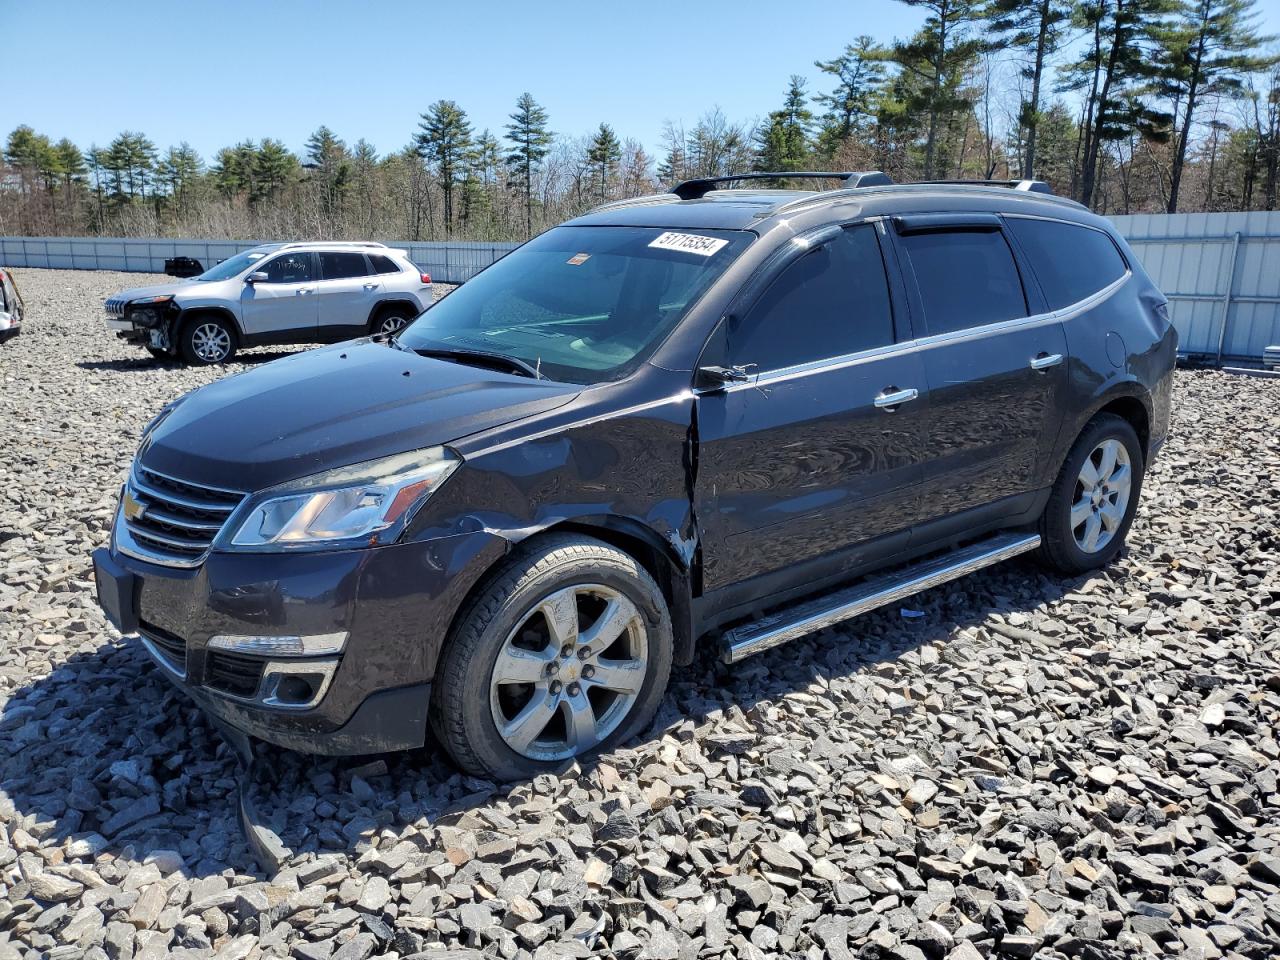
[1037,413,1144,575]
[431,534,673,781]
[179,315,237,365]
[370,305,416,337]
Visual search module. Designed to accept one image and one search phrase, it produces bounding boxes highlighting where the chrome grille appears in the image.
[105,297,126,317]
[119,466,246,568]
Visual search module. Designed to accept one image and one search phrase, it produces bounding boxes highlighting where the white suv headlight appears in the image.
[221,447,460,551]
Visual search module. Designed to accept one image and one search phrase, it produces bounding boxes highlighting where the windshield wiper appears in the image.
[412,346,545,380]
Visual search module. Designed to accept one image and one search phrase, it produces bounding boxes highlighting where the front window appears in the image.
[397,225,753,384]
[195,247,276,282]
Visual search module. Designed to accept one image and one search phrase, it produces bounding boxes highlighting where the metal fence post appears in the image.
[1215,231,1242,364]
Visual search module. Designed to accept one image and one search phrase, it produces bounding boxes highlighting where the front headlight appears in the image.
[221,447,460,552]
[127,295,173,327]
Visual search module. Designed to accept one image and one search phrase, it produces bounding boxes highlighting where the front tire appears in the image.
[1037,413,1144,575]
[432,534,673,781]
[179,316,237,365]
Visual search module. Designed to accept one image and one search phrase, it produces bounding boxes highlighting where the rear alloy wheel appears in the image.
[1037,413,1144,575]
[180,316,237,365]
[373,307,415,337]
[432,534,672,780]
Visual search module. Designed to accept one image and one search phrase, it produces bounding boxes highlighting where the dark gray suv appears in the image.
[92,173,1176,780]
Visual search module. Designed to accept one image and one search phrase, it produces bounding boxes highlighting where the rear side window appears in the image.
[729,224,894,371]
[899,229,1027,335]
[1006,218,1128,309]
[320,252,371,280]
[369,254,402,275]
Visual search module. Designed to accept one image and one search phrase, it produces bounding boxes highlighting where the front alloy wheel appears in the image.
[433,534,673,780]
[180,316,237,365]
[490,584,648,762]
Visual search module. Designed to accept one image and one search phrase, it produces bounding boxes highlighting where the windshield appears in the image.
[397,225,752,384]
[195,247,275,282]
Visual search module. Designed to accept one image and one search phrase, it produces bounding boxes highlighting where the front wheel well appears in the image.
[175,307,242,343]
[443,521,697,669]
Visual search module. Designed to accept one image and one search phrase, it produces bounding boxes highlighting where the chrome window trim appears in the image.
[720,269,1129,393]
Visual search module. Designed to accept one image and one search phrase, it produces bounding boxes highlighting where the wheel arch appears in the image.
[1055,379,1153,474]
[439,516,698,671]
[174,305,244,342]
[367,298,420,330]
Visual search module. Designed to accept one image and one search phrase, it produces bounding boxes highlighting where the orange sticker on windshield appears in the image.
[566,253,590,265]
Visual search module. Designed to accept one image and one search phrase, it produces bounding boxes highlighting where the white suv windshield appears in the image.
[195,248,274,282]
[397,225,752,384]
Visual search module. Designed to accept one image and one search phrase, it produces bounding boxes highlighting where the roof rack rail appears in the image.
[670,171,892,200]
[912,178,1054,195]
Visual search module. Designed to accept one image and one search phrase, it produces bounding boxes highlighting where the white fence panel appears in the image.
[1111,211,1280,363]
[4,213,1280,362]
[0,236,521,285]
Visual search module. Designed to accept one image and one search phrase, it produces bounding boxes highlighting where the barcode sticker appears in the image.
[648,232,729,257]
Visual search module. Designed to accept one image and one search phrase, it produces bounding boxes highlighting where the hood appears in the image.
[109,280,198,303]
[141,341,580,491]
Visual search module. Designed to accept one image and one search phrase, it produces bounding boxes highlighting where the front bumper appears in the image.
[91,528,507,755]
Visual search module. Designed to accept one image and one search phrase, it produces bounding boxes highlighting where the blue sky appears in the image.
[5,0,1279,162]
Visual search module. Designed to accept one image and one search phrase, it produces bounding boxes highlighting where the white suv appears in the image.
[104,242,433,364]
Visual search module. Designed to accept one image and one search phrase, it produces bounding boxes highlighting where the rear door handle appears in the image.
[874,387,919,410]
[363,282,379,290]
[1030,352,1064,371]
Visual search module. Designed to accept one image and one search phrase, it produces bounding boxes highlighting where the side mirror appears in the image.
[695,364,751,393]
[246,271,269,284]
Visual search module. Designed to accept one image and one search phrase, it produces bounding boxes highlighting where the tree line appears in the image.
[3,0,1277,245]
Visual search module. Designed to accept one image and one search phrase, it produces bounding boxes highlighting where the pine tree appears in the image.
[416,100,473,235]
[155,143,201,215]
[254,139,296,203]
[503,93,553,238]
[1062,0,1174,207]
[814,38,888,156]
[305,126,350,224]
[1156,0,1276,211]
[987,0,1073,178]
[754,76,814,180]
[587,123,622,200]
[889,0,986,178]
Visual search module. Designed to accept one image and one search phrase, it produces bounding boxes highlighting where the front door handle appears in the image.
[1030,352,1064,371]
[874,387,919,410]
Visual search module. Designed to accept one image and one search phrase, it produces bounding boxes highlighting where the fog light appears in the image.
[274,674,318,705]
[207,632,347,657]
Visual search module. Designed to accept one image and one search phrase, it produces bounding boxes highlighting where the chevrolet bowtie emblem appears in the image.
[122,489,147,521]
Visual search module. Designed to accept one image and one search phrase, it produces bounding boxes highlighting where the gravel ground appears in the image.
[1,267,1279,960]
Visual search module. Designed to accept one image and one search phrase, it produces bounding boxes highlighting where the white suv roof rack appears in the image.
[276,241,389,251]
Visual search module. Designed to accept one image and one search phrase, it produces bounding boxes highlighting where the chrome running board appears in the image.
[721,532,1041,663]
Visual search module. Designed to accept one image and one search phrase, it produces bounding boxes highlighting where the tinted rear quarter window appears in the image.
[729,224,894,371]
[369,254,402,275]
[899,229,1027,335]
[319,251,371,280]
[1006,218,1128,309]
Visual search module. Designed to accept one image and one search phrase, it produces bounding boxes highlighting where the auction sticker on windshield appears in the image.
[648,232,729,257]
